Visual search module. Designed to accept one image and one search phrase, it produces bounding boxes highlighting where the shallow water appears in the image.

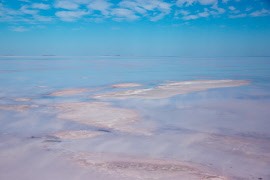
[0,56,270,180]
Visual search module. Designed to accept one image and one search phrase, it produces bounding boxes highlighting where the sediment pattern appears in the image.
[93,80,250,99]
[52,102,150,135]
[110,83,144,88]
[72,153,228,180]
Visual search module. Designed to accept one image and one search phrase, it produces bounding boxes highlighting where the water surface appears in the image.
[0,56,270,180]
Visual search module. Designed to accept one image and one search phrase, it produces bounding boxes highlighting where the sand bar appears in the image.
[49,88,90,96]
[110,83,144,88]
[54,130,104,140]
[93,80,250,100]
[52,102,150,135]
[0,104,39,111]
[72,152,227,180]
[13,98,31,102]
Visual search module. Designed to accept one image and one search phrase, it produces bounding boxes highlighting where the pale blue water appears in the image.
[1,56,270,180]
[1,56,270,96]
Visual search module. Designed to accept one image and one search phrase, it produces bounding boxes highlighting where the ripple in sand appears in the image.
[93,80,250,100]
[0,104,39,111]
[72,152,228,180]
[52,102,150,135]
[110,83,144,88]
[54,130,104,140]
[49,88,91,96]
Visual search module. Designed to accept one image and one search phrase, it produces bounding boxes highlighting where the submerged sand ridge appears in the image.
[93,80,250,99]
[110,83,144,88]
[72,152,228,180]
[13,98,31,102]
[0,104,39,111]
[52,102,150,135]
[202,133,270,162]
[49,88,92,96]
[54,130,104,140]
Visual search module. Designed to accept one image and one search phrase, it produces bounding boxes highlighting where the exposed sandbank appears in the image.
[110,83,144,88]
[52,102,150,135]
[0,104,39,111]
[93,80,250,99]
[72,152,227,180]
[49,88,91,96]
[13,98,31,102]
[54,130,104,140]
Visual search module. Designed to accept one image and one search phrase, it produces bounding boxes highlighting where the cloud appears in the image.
[182,14,199,20]
[176,0,217,7]
[72,0,93,4]
[0,0,270,24]
[249,9,270,17]
[246,7,252,12]
[111,8,140,21]
[20,5,39,15]
[34,15,53,22]
[182,10,210,20]
[198,11,210,17]
[179,6,212,20]
[0,5,22,16]
[228,6,236,11]
[87,0,112,16]
[150,13,167,21]
[198,0,217,5]
[133,0,171,11]
[31,3,50,10]
[176,0,196,7]
[229,13,247,18]
[175,10,190,16]
[55,10,89,21]
[118,0,172,21]
[10,26,29,32]
[119,1,147,14]
[157,1,172,12]
[55,1,79,10]
[210,3,225,14]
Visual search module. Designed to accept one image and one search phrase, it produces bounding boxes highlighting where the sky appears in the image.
[0,0,270,56]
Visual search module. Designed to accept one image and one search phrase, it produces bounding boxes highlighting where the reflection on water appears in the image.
[0,56,270,180]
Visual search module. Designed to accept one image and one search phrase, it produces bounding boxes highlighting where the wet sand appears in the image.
[93,80,250,99]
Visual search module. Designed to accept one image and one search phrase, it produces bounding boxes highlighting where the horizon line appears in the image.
[1,55,270,58]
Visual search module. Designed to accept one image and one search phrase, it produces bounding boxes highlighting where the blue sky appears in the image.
[0,0,270,56]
